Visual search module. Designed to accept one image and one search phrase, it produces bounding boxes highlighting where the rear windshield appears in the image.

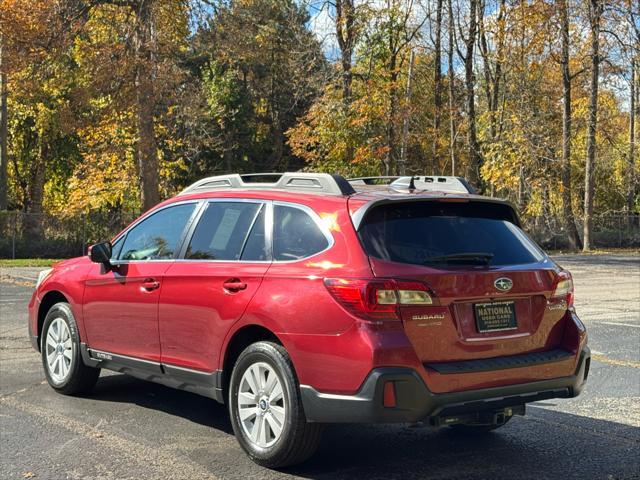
[359,202,545,267]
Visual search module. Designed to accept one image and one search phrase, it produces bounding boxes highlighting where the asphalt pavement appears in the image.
[1,254,639,480]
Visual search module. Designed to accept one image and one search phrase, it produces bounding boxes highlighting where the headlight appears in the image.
[36,268,53,289]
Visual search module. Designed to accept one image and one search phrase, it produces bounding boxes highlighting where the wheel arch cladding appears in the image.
[38,291,69,347]
[222,325,283,400]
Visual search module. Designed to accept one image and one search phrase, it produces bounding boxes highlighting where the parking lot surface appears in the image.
[1,254,639,479]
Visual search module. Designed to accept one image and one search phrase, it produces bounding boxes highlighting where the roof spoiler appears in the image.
[350,196,521,230]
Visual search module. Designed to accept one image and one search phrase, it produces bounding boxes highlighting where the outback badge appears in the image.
[494,277,513,292]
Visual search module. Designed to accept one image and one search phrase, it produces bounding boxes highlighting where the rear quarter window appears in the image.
[273,204,330,261]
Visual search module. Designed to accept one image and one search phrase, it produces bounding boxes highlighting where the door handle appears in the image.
[141,278,160,291]
[223,279,247,293]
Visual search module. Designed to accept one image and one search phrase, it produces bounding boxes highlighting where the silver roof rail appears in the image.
[390,176,476,194]
[347,176,400,185]
[178,172,356,196]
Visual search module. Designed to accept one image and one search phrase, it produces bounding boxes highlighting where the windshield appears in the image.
[358,201,545,267]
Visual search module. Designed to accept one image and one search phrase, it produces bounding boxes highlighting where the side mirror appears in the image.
[89,241,112,264]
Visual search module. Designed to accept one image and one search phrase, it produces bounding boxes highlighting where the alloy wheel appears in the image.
[45,317,73,384]
[237,361,286,448]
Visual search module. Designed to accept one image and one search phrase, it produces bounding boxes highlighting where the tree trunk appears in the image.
[478,0,493,138]
[628,56,636,216]
[432,0,443,175]
[559,0,582,250]
[448,0,456,175]
[463,0,481,189]
[582,0,602,249]
[336,0,356,164]
[134,0,160,212]
[491,0,505,137]
[477,0,504,143]
[583,0,602,251]
[335,0,355,106]
[385,54,398,176]
[272,117,284,169]
[24,140,47,238]
[0,35,7,211]
[399,50,415,175]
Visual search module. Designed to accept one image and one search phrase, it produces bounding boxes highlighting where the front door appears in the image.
[83,202,198,362]
[159,200,270,372]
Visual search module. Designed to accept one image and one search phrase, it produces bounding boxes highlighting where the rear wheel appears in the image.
[228,341,323,468]
[41,302,100,395]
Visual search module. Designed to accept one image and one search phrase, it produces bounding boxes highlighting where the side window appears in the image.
[110,236,124,261]
[186,202,264,261]
[119,203,196,261]
[273,205,329,261]
[240,206,267,261]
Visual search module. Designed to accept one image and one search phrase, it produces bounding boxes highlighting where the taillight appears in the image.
[552,270,574,308]
[324,278,433,322]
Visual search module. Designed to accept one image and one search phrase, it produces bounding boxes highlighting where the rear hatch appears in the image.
[356,199,570,364]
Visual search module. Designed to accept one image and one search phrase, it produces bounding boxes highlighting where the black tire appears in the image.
[449,415,512,433]
[228,341,323,468]
[41,302,100,395]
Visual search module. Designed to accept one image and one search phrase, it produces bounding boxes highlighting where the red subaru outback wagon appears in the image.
[29,173,590,467]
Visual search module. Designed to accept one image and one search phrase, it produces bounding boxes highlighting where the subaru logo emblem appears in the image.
[494,277,513,292]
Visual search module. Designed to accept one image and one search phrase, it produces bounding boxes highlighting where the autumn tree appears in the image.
[558,0,583,249]
[0,0,88,234]
[336,0,358,106]
[429,0,443,174]
[207,0,326,171]
[625,0,639,216]
[131,0,160,211]
[364,1,427,175]
[1,0,637,253]
[457,0,482,189]
[0,33,7,210]
[583,0,603,251]
[446,0,457,175]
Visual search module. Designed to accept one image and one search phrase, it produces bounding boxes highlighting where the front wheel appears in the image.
[228,341,323,468]
[41,302,100,395]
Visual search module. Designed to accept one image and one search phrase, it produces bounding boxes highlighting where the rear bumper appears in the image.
[301,346,590,423]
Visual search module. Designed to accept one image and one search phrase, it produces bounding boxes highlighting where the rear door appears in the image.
[158,200,270,372]
[358,200,567,364]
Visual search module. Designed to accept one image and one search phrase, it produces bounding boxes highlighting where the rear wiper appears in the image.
[424,252,494,265]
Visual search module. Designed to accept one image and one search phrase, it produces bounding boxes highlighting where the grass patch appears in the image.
[0,258,65,267]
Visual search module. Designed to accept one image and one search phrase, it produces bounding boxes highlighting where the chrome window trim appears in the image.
[107,197,335,265]
[270,200,335,263]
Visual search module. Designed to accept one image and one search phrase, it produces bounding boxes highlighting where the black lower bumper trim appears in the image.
[425,348,574,375]
[300,347,590,423]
